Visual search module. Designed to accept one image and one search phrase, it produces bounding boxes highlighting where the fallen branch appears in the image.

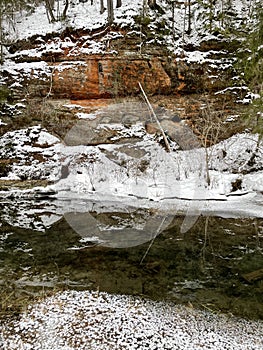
[138,82,171,152]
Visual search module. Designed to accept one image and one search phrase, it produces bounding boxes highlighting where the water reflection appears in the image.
[64,210,173,248]
[0,201,262,320]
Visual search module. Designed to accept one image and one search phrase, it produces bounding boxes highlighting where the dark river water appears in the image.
[0,200,262,320]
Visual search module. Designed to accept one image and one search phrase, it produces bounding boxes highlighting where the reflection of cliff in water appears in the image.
[0,204,262,320]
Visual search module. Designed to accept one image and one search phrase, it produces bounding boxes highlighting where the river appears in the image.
[0,198,262,321]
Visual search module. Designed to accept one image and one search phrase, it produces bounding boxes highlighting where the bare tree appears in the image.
[62,0,69,20]
[170,0,175,41]
[198,101,224,186]
[44,0,56,22]
[182,0,192,38]
[142,0,157,15]
[142,0,148,16]
[148,0,157,8]
[107,0,114,24]
[44,0,70,22]
[0,0,23,62]
[186,0,192,34]
[139,82,171,153]
[116,0,122,8]
[0,4,3,64]
[100,0,106,14]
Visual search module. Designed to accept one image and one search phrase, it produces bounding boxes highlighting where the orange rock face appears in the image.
[52,56,171,99]
[6,27,237,101]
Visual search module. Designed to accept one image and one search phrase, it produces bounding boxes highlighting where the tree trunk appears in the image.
[209,0,214,31]
[62,0,69,19]
[182,2,187,42]
[148,0,157,9]
[172,1,175,41]
[142,0,148,16]
[116,0,122,8]
[0,6,3,65]
[100,0,106,14]
[186,0,191,35]
[107,0,114,25]
[44,0,56,22]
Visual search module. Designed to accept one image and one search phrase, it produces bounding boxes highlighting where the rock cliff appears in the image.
[5,28,238,101]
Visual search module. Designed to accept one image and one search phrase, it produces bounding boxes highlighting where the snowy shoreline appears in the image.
[1,290,263,350]
[0,183,263,231]
[0,118,262,234]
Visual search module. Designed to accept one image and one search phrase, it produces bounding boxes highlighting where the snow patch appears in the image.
[1,290,263,350]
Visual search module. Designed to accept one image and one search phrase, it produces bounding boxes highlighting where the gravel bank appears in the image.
[1,290,263,350]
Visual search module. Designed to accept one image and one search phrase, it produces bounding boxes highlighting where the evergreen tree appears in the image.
[197,0,216,32]
[243,6,263,91]
[237,3,263,135]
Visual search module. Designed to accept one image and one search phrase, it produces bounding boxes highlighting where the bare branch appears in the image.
[138,82,171,152]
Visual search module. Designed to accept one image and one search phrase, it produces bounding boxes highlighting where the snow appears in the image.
[0,118,262,235]
[2,0,255,51]
[0,125,61,182]
[1,290,263,350]
[0,110,262,205]
[1,60,51,90]
[48,128,262,203]
[37,130,60,146]
[76,112,97,120]
[0,119,7,126]
[4,1,142,42]
[1,0,258,105]
[3,61,50,76]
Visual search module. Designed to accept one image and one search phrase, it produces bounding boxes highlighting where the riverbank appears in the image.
[1,290,263,350]
[0,110,262,234]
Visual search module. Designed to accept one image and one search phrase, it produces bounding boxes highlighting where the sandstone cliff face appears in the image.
[51,56,171,99]
[25,53,233,100]
[5,28,237,100]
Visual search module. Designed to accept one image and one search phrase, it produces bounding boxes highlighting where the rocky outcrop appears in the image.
[4,28,237,101]
[23,53,235,100]
[51,56,171,99]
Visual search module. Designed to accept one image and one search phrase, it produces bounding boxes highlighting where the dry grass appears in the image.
[0,179,50,191]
